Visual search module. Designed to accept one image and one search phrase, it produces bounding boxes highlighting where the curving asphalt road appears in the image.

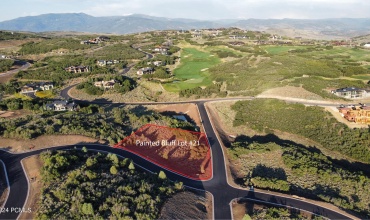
[0,101,355,219]
[0,60,30,78]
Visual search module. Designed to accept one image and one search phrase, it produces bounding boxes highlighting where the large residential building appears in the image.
[94,80,116,89]
[331,87,370,99]
[45,100,78,111]
[137,67,154,75]
[20,82,54,94]
[153,46,169,55]
[97,60,119,67]
[64,66,89,73]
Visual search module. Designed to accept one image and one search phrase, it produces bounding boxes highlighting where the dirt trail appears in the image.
[0,135,105,153]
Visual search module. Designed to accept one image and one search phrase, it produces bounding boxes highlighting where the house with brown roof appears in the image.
[343,108,370,124]
[65,66,89,73]
[94,80,116,89]
[20,82,54,94]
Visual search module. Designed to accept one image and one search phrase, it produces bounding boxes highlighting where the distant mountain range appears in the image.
[0,13,369,39]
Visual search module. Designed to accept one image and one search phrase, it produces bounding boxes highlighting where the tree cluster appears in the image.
[19,38,94,54]
[229,141,370,218]
[0,59,14,72]
[179,83,226,98]
[37,150,182,219]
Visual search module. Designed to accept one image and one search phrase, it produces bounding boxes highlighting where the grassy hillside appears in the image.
[163,48,220,92]
[231,99,370,163]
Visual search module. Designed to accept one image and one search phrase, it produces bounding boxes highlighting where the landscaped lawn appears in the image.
[350,74,370,81]
[35,90,54,98]
[261,45,308,55]
[163,48,220,92]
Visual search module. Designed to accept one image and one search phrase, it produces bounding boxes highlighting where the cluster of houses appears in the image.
[338,104,370,124]
[64,66,89,73]
[80,36,110,45]
[331,87,370,99]
[20,82,54,94]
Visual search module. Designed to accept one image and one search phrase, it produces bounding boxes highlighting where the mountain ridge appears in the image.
[0,13,369,38]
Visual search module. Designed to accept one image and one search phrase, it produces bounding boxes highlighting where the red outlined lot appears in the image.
[114,124,212,181]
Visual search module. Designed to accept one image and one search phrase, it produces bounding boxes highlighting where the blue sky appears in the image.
[1,0,369,21]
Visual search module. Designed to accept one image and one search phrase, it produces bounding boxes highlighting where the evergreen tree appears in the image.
[158,170,167,180]
[110,166,118,175]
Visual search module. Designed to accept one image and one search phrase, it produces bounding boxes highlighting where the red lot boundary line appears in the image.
[114,124,213,181]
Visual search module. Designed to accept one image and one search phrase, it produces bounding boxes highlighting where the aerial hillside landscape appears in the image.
[0,1,370,219]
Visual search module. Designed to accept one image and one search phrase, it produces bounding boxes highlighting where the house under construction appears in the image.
[339,106,370,124]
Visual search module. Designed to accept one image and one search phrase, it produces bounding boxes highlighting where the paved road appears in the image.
[0,60,30,78]
[0,101,354,219]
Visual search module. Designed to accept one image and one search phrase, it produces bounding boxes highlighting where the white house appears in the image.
[137,67,154,75]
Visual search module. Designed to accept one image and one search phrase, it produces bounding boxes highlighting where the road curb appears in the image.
[0,160,10,209]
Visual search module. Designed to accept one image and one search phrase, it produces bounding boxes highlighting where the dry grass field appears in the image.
[159,190,212,219]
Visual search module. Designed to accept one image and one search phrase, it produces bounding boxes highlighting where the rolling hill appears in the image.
[0,13,369,38]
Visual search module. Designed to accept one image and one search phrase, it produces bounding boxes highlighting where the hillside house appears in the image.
[65,66,89,73]
[153,46,169,55]
[94,80,116,89]
[45,100,78,111]
[39,82,54,91]
[147,61,164,66]
[97,60,119,66]
[363,43,370,48]
[229,41,245,46]
[97,36,110,41]
[331,87,370,99]
[137,67,154,75]
[20,84,38,94]
[20,82,54,94]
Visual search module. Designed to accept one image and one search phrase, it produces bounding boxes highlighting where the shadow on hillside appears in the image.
[229,133,370,176]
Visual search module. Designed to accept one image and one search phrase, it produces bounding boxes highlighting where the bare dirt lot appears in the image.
[0,109,32,119]
[19,155,42,220]
[257,86,325,100]
[232,199,314,220]
[116,124,212,180]
[160,190,212,220]
[0,135,105,153]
